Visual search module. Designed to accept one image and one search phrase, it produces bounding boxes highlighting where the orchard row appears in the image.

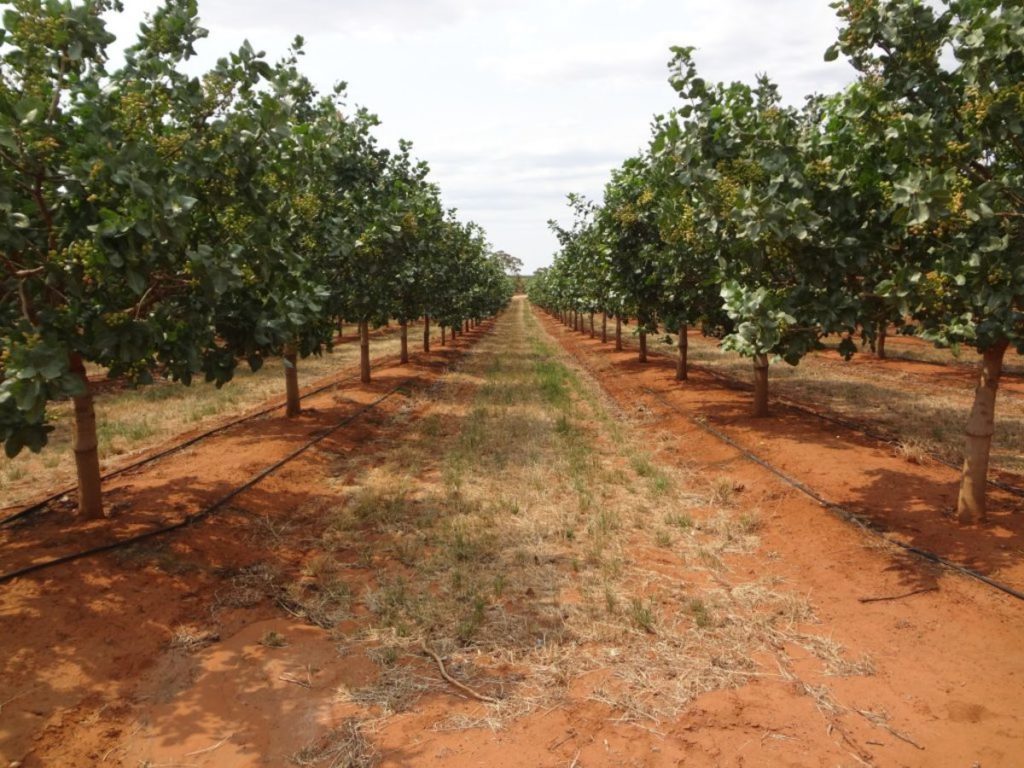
[529,0,1022,522]
[0,0,514,516]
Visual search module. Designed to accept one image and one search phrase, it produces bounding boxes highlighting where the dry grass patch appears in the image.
[277,301,875,737]
[292,718,378,768]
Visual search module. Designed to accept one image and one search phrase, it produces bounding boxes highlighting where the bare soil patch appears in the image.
[0,301,1020,767]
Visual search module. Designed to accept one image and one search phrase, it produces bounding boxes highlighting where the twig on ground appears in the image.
[280,670,313,689]
[855,709,925,750]
[184,733,234,757]
[858,586,938,603]
[420,639,499,704]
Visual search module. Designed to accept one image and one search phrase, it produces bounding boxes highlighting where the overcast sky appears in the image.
[105,1,858,273]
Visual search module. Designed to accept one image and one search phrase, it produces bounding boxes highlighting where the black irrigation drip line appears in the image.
[685,361,1024,500]
[0,383,412,586]
[553,312,1024,499]
[640,386,1024,604]
[0,319,497,586]
[0,340,443,529]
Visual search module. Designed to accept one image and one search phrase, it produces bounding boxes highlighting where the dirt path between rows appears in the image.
[539,306,1024,766]
[0,323,493,766]
[2,300,1021,768]
[577,315,1024,590]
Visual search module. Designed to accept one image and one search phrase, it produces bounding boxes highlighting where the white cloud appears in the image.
[103,0,857,272]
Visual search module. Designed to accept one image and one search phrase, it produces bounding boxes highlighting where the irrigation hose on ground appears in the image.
[0,322,458,529]
[542,314,1024,603]
[640,385,1024,604]
[553,313,1024,500]
[0,383,410,586]
[0,319,499,585]
[684,359,1024,500]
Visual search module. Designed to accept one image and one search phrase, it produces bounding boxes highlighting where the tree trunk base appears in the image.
[753,354,769,417]
[359,320,371,383]
[956,341,1007,522]
[284,343,301,418]
[70,353,104,518]
[676,323,688,381]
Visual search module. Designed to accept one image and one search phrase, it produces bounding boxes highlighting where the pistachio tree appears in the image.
[599,155,666,362]
[0,0,257,516]
[663,49,856,415]
[829,0,1024,520]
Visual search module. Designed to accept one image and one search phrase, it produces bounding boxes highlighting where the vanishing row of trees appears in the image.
[529,0,1022,522]
[1,0,513,516]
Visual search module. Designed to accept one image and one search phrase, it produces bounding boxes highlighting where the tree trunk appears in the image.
[423,315,431,353]
[638,328,647,363]
[676,322,688,381]
[877,322,887,359]
[359,320,371,383]
[957,340,1008,523]
[69,353,104,518]
[589,313,595,338]
[615,316,622,351]
[399,320,409,364]
[283,341,301,418]
[441,325,446,346]
[753,353,770,417]
[601,313,608,343]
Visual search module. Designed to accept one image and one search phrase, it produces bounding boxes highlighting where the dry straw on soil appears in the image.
[285,301,874,736]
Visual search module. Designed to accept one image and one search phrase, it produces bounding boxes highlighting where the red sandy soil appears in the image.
[538,308,1023,766]
[613,318,1024,398]
[0,324,486,766]
[1,305,1021,768]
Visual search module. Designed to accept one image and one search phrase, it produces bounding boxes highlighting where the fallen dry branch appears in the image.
[420,639,499,704]
[857,587,938,604]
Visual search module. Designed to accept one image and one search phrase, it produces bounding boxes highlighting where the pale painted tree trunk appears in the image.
[70,352,104,518]
[283,341,301,417]
[676,322,688,381]
[753,353,770,417]
[957,341,1008,523]
[399,320,409,364]
[359,320,371,383]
